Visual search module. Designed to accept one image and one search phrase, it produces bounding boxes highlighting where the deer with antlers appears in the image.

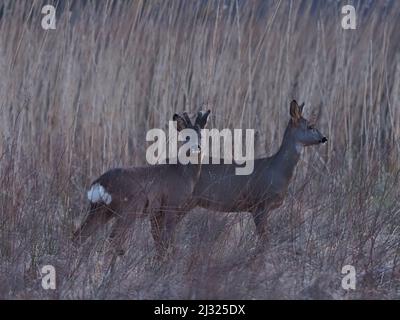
[154,100,327,250]
[73,110,211,256]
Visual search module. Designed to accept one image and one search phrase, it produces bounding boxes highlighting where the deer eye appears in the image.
[307,125,314,130]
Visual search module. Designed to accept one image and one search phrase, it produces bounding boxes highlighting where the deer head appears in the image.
[173,110,211,155]
[289,100,327,147]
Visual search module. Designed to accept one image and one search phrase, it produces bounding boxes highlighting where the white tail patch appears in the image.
[87,183,112,205]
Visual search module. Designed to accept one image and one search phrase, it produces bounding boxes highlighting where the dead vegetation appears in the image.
[0,0,399,299]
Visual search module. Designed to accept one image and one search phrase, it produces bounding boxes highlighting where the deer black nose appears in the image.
[320,137,328,144]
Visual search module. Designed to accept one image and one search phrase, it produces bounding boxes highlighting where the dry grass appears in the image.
[0,0,400,299]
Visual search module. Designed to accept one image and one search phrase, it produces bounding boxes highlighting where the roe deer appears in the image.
[156,100,327,248]
[73,110,210,255]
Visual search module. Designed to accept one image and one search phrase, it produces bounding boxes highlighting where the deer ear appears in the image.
[290,100,302,123]
[182,112,192,127]
[299,102,305,113]
[195,110,211,128]
[173,114,187,131]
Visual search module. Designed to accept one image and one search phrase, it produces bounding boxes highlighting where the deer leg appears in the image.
[73,204,113,244]
[107,195,148,256]
[150,210,185,258]
[150,196,191,258]
[161,211,186,254]
[252,210,269,244]
[108,214,135,256]
[150,211,167,257]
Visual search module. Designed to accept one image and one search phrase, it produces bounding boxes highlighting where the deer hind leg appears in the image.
[73,203,114,244]
[107,197,146,256]
[108,216,132,256]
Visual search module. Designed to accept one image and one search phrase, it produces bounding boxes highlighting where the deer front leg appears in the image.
[150,211,185,258]
[150,211,165,257]
[163,211,186,252]
[252,196,284,246]
[251,210,269,244]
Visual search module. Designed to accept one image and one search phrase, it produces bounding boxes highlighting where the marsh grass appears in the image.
[0,0,399,299]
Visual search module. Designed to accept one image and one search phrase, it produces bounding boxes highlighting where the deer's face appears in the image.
[289,100,327,147]
[173,110,211,154]
[294,117,327,146]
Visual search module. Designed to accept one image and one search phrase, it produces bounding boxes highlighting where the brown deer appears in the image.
[156,100,327,249]
[73,110,211,255]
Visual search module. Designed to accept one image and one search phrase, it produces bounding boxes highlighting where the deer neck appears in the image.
[183,152,203,185]
[272,127,302,182]
[194,152,204,182]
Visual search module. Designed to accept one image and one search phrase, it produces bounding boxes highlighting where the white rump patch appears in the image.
[87,183,112,205]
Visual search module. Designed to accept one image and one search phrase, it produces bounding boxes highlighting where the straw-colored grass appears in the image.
[0,0,399,299]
